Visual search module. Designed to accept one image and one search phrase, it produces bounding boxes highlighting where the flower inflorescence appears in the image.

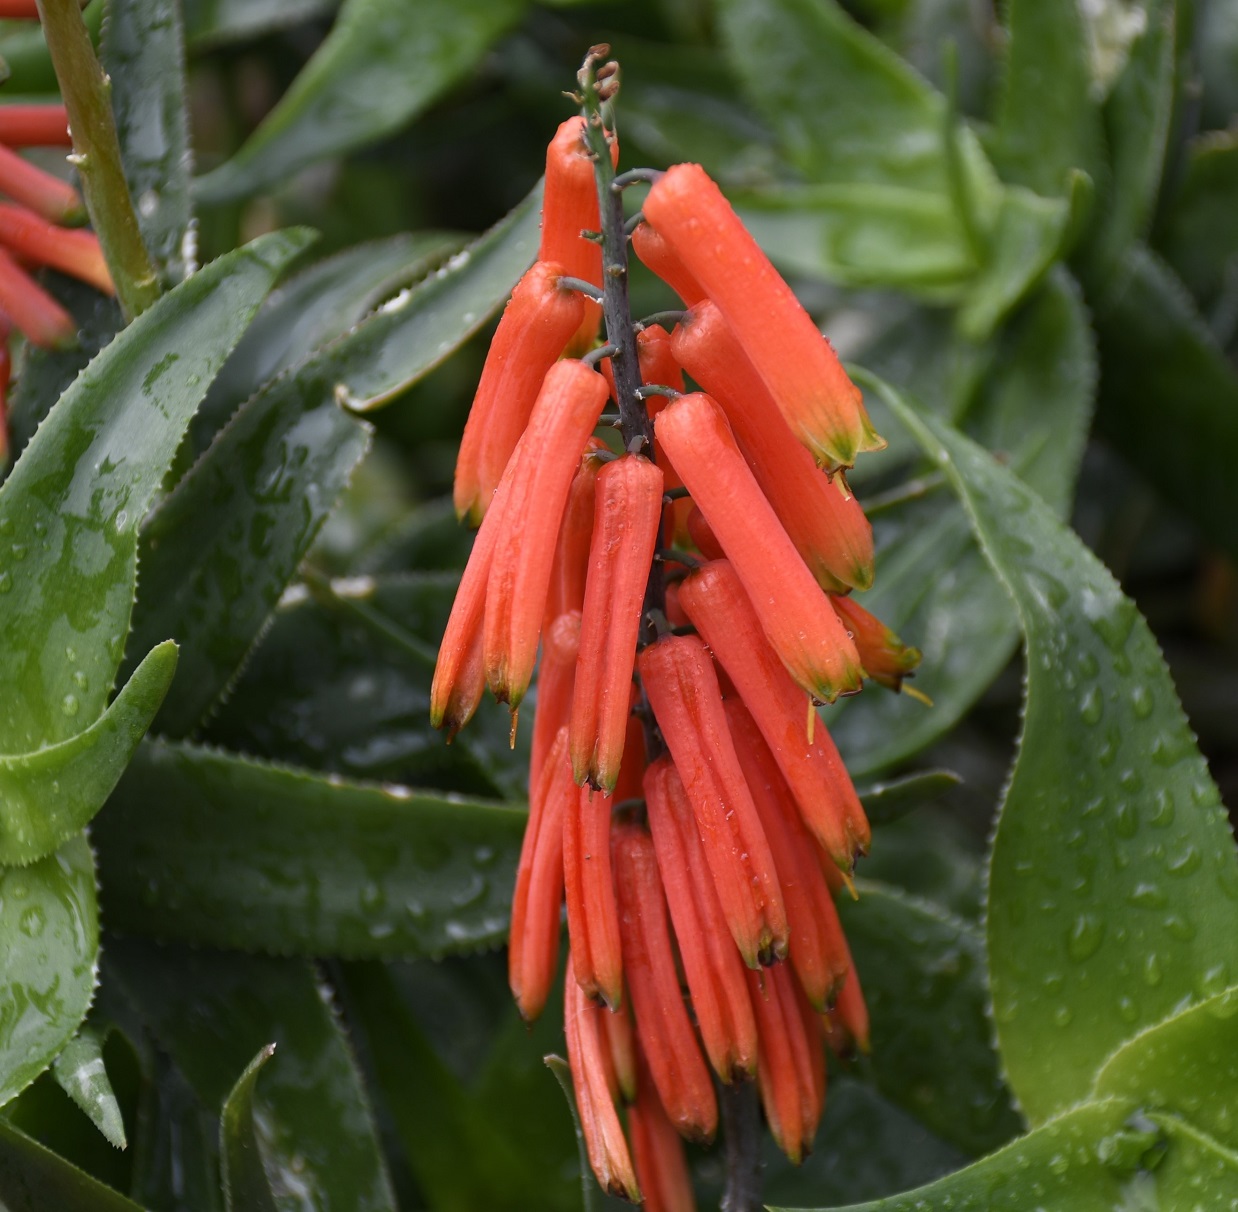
[432,59,921,1209]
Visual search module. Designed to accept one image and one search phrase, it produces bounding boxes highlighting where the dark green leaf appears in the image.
[856,769,961,826]
[0,835,98,1107]
[841,881,1021,1154]
[219,1045,278,1212]
[101,0,193,282]
[542,1055,596,1212]
[0,642,175,865]
[109,941,395,1212]
[0,1119,148,1212]
[0,229,313,757]
[51,1028,127,1150]
[989,0,1104,198]
[194,0,526,204]
[769,1098,1138,1212]
[1093,246,1238,563]
[863,372,1238,1124]
[94,740,526,957]
[181,0,339,49]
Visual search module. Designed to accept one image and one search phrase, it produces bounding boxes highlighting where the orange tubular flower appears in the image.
[570,454,663,791]
[654,393,863,704]
[629,1047,698,1212]
[678,560,871,870]
[644,757,758,1081]
[636,325,692,547]
[637,634,788,968]
[747,964,826,1165]
[564,783,624,1009]
[825,963,872,1058]
[540,116,618,354]
[0,143,85,226]
[671,301,874,592]
[483,359,610,712]
[0,104,71,147]
[600,994,639,1103]
[631,221,705,306]
[685,506,724,561]
[453,261,586,525]
[832,595,922,692]
[724,698,850,1009]
[0,205,113,295]
[613,819,718,1143]
[564,973,642,1202]
[643,163,882,470]
[509,728,572,1021]
[0,247,76,350]
[544,442,605,628]
[530,610,581,787]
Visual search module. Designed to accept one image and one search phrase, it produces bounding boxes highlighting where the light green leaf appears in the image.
[51,1027,127,1150]
[860,371,1238,1125]
[0,835,98,1108]
[0,228,314,756]
[101,0,193,282]
[0,642,176,865]
[219,1045,278,1212]
[0,1119,149,1212]
[840,881,1020,1154]
[93,740,526,957]
[194,0,526,204]
[769,1098,1139,1211]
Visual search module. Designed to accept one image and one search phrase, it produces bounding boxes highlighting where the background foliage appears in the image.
[1,0,1238,1208]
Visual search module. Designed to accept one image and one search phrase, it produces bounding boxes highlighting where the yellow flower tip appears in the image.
[806,695,816,745]
[508,706,519,750]
[839,868,859,901]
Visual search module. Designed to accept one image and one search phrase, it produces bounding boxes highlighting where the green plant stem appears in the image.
[36,0,161,319]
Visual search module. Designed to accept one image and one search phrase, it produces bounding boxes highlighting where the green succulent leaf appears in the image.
[855,769,961,827]
[194,0,526,204]
[219,1045,279,1212]
[0,641,176,865]
[0,1119,149,1212]
[862,371,1238,1125]
[93,740,526,957]
[0,228,314,757]
[101,0,194,282]
[840,881,1021,1155]
[0,835,99,1109]
[50,1027,128,1151]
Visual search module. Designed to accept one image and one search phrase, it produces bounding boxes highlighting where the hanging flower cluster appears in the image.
[433,50,920,1208]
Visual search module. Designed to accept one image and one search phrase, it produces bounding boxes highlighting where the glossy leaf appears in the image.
[181,0,339,48]
[124,363,372,737]
[219,1045,278,1212]
[51,1028,127,1150]
[841,881,1021,1155]
[0,835,98,1108]
[109,940,396,1212]
[0,228,314,756]
[988,0,1103,198]
[1093,246,1238,564]
[0,641,176,866]
[93,740,526,957]
[101,0,194,282]
[856,769,961,827]
[770,1098,1138,1212]
[194,0,526,204]
[864,372,1238,1125]
[0,1120,149,1212]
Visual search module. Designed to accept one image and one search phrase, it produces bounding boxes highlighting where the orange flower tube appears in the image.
[564,783,624,1009]
[629,1047,698,1212]
[453,261,585,525]
[0,144,86,226]
[530,610,581,787]
[509,728,572,1021]
[671,300,874,592]
[0,205,113,295]
[570,454,663,791]
[832,594,922,692]
[613,819,718,1143]
[631,221,705,307]
[644,757,758,1081]
[725,698,850,1009]
[654,393,862,703]
[544,442,605,628]
[678,560,871,870]
[483,359,610,711]
[636,325,692,546]
[0,104,71,147]
[637,634,788,968]
[825,963,871,1058]
[0,249,76,350]
[564,972,642,1202]
[643,163,882,469]
[540,116,618,353]
[600,995,639,1104]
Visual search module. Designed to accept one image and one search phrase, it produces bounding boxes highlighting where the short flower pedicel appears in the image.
[432,48,919,1205]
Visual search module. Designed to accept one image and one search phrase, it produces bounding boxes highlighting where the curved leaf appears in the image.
[194,0,525,204]
[862,371,1238,1125]
[182,0,339,49]
[93,741,526,957]
[0,641,176,865]
[0,228,314,756]
[220,1045,278,1212]
[0,835,98,1108]
[0,1120,148,1212]
[51,1027,127,1150]
[855,769,961,827]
